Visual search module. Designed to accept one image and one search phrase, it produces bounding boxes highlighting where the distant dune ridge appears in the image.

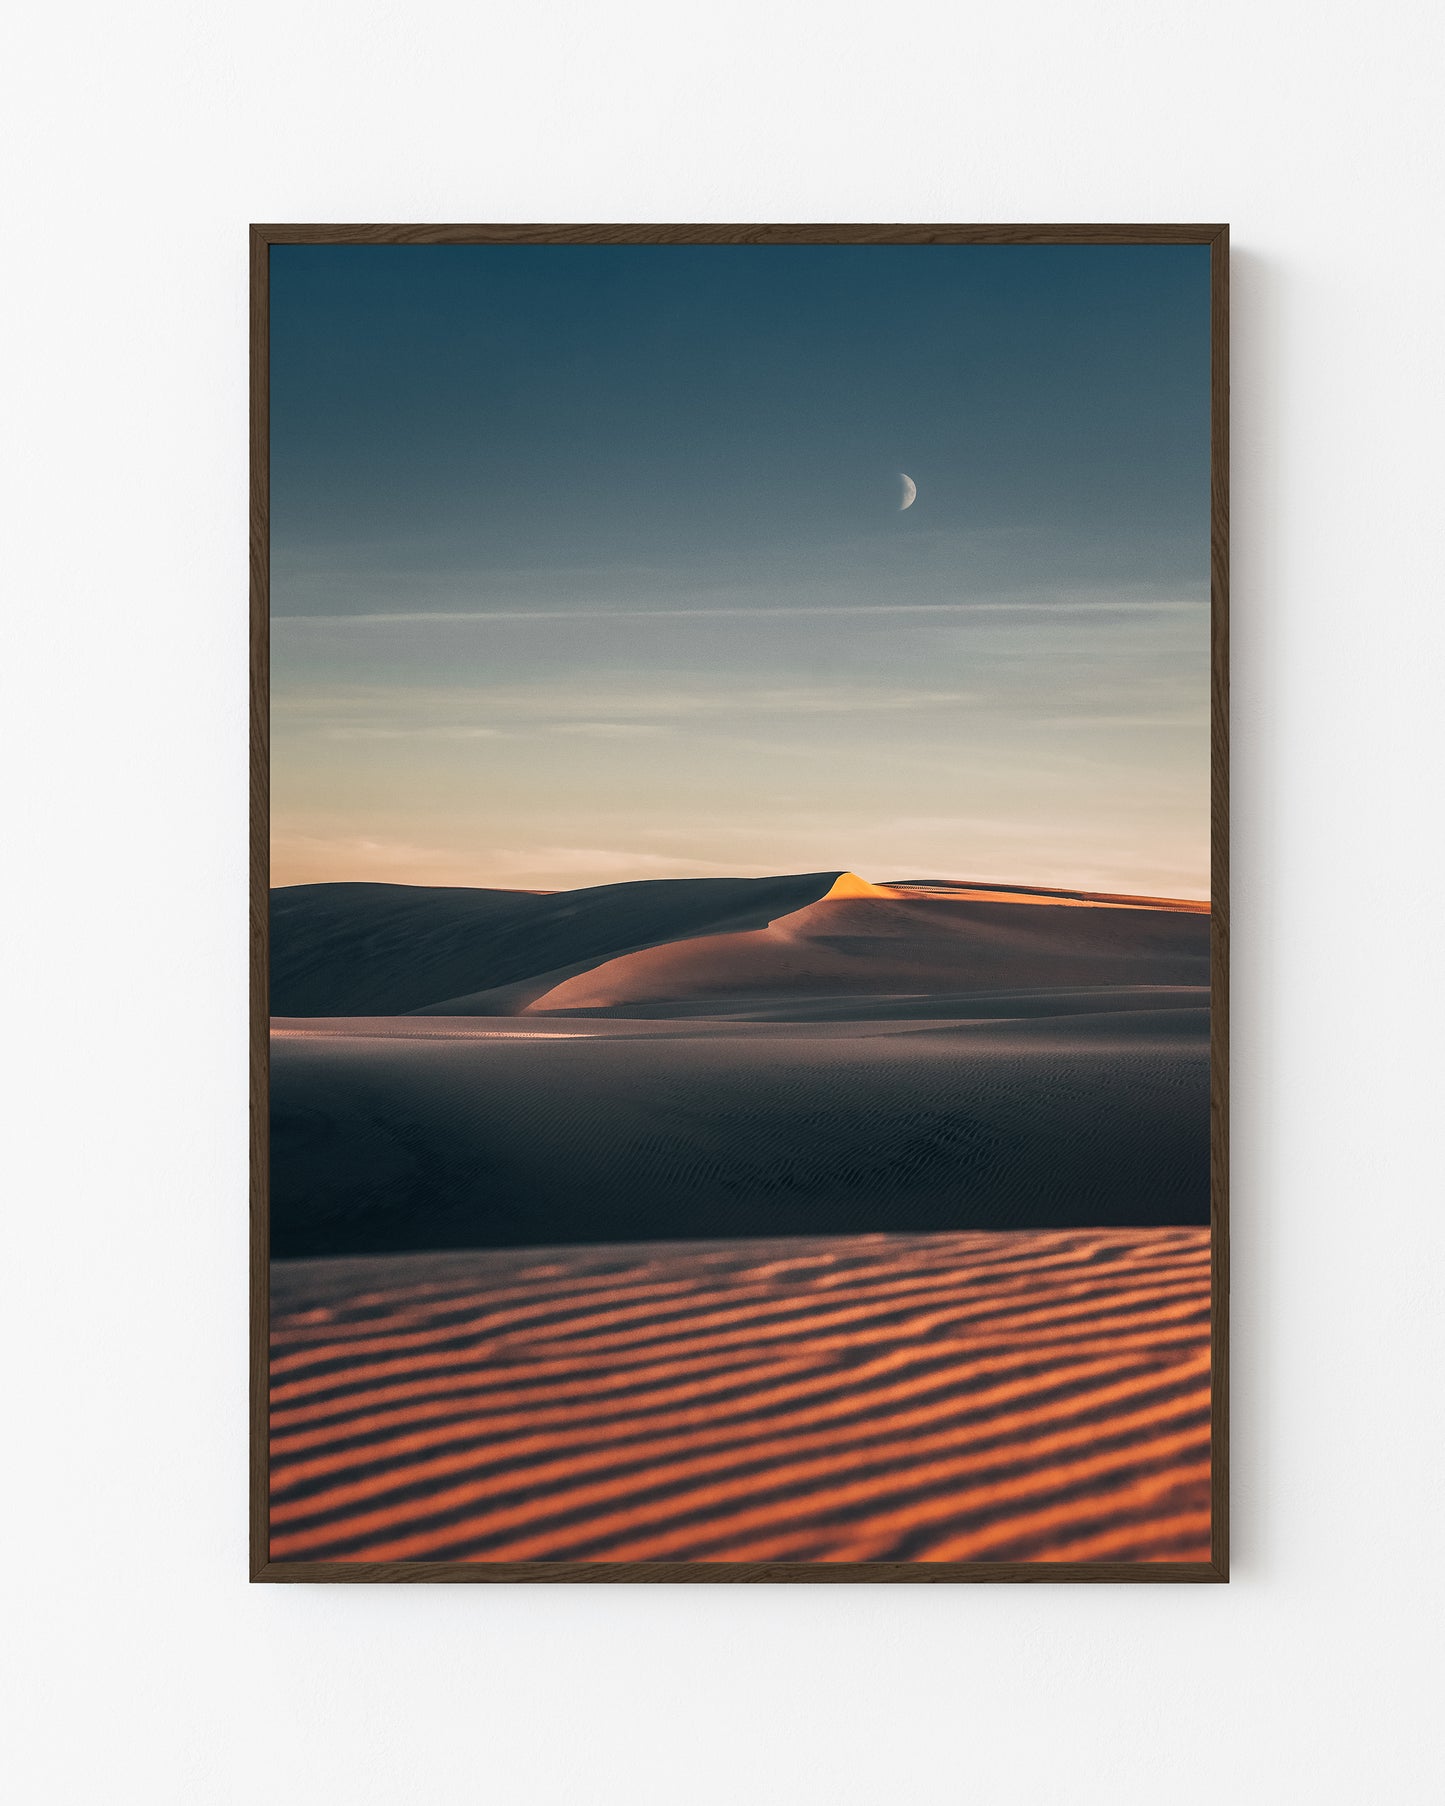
[269,870,1211,1255]
[268,1228,1211,1563]
[271,871,1208,1018]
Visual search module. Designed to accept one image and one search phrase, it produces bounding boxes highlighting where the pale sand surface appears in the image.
[269,1228,1211,1563]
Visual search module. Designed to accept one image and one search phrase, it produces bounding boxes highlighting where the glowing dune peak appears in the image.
[822,871,901,900]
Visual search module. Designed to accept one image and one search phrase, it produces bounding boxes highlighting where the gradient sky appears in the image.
[270,243,1212,896]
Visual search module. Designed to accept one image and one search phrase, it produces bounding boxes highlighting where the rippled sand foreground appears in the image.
[269,1227,1211,1564]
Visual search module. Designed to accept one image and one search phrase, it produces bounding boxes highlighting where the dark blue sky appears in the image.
[270,243,1212,895]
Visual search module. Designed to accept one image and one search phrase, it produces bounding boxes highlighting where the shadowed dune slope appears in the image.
[268,1228,1212,1563]
[271,872,852,1017]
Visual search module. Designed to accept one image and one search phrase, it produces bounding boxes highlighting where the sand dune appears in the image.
[527,890,1209,1013]
[268,1228,1212,1563]
[271,872,852,1017]
[270,871,1209,1019]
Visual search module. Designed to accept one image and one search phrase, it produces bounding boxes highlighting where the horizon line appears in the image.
[269,867,1212,907]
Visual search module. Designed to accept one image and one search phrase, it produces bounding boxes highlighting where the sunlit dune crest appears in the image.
[888,880,1209,912]
[823,871,900,899]
[834,872,1209,912]
[269,1228,1211,1564]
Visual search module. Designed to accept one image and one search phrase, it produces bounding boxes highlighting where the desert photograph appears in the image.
[264,239,1217,1568]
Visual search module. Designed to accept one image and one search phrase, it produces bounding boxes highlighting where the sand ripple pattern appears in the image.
[269,1228,1211,1563]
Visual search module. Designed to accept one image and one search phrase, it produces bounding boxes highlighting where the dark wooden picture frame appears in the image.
[251,222,1228,1583]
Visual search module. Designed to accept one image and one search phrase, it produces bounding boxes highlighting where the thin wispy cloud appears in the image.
[551,723,673,738]
[1023,713,1210,731]
[274,684,986,726]
[275,598,1205,626]
[317,725,505,741]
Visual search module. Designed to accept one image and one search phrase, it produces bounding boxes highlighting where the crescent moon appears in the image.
[899,473,917,510]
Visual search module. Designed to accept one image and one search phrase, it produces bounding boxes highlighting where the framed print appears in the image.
[251,223,1228,1582]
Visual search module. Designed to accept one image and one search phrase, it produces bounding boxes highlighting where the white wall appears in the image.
[4,2,1443,1800]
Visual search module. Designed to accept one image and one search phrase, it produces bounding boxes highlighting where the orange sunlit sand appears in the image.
[822,872,1209,910]
[270,1227,1210,1563]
